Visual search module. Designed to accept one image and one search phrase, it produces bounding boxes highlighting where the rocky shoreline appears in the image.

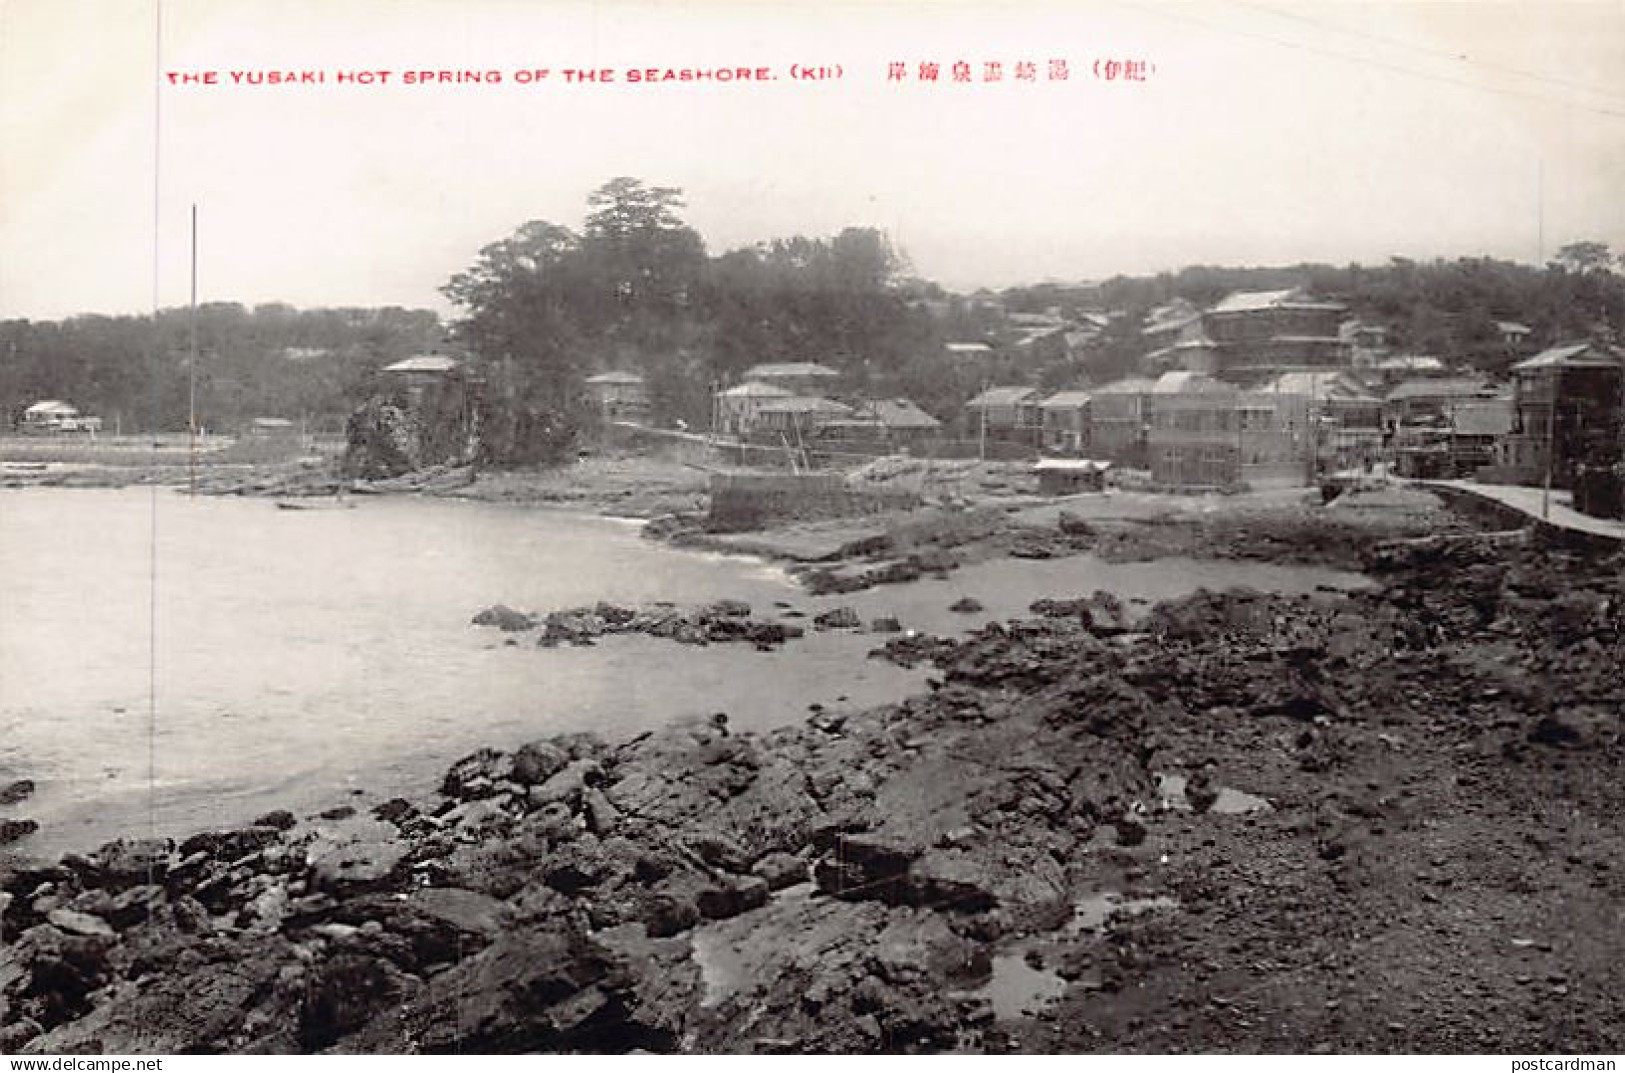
[3,496,1622,1053]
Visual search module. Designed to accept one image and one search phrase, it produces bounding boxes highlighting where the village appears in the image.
[4,267,1625,1056]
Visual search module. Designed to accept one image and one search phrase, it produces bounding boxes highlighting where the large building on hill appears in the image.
[1146,288,1346,384]
[1200,288,1347,382]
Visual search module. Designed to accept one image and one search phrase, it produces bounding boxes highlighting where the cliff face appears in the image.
[343,379,480,480]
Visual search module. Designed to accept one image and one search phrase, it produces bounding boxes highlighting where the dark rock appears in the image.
[441,748,513,799]
[319,805,357,821]
[870,617,903,633]
[582,788,621,835]
[512,740,570,786]
[707,599,752,618]
[299,953,413,1051]
[642,893,700,938]
[949,596,985,614]
[12,923,115,1026]
[697,876,770,920]
[0,1018,43,1053]
[472,604,536,632]
[372,797,418,825]
[814,606,862,629]
[86,838,173,889]
[0,818,38,845]
[307,824,409,892]
[1057,511,1096,537]
[529,759,601,808]
[751,852,808,892]
[253,809,298,832]
[0,778,35,805]
[45,908,115,938]
[410,928,623,1052]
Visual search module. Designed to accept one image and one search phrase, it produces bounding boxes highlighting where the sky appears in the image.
[2,0,1623,321]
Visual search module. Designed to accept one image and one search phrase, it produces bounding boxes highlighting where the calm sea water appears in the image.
[0,487,1368,858]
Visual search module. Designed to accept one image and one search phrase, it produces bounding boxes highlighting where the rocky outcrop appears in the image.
[6,535,1624,1054]
[473,600,808,651]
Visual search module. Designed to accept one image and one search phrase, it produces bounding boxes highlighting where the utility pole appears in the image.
[187,204,199,497]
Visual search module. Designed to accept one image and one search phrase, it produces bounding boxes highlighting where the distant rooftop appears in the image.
[742,362,839,380]
[1263,371,1378,402]
[1039,390,1094,409]
[1511,342,1622,371]
[1374,355,1446,372]
[851,397,940,429]
[1209,288,1344,315]
[585,370,644,385]
[383,355,460,374]
[716,381,793,399]
[1386,378,1498,401]
[24,399,77,414]
[966,385,1039,408]
[1150,371,1226,394]
[755,396,852,415]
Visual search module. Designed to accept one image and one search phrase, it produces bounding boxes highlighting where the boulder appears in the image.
[697,876,770,921]
[86,838,173,889]
[441,748,513,800]
[44,908,115,938]
[471,604,536,632]
[253,809,298,832]
[307,821,409,892]
[512,740,570,786]
[813,607,862,629]
[0,778,35,805]
[0,818,38,845]
[751,852,808,892]
[529,759,601,809]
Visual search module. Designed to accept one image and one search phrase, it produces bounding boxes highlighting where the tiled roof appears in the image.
[967,386,1039,407]
[742,362,839,379]
[383,355,461,373]
[854,398,941,429]
[1385,378,1497,401]
[755,396,852,415]
[717,381,793,398]
[1511,343,1621,371]
[1209,288,1344,315]
[586,370,644,385]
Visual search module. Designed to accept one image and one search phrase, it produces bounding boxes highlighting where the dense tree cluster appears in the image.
[441,178,936,462]
[0,305,440,434]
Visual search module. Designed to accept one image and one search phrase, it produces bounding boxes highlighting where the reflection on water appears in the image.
[1155,773,1274,815]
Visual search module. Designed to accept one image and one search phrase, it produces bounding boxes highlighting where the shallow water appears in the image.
[820,552,1371,638]
[2,488,1356,859]
[0,489,918,856]
[1156,773,1274,815]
